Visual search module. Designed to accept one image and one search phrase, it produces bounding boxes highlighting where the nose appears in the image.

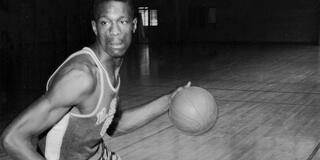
[110,23,120,36]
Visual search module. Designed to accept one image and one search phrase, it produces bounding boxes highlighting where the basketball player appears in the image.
[1,0,190,159]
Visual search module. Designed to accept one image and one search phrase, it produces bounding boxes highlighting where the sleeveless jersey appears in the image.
[39,47,121,160]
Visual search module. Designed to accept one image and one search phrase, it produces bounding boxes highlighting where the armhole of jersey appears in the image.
[70,48,105,118]
[46,48,104,118]
[46,51,93,91]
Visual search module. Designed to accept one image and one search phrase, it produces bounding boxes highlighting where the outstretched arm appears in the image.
[111,82,191,136]
[1,68,95,160]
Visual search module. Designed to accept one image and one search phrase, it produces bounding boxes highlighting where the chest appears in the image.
[71,68,118,116]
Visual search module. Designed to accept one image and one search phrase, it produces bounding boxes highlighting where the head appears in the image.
[92,0,137,58]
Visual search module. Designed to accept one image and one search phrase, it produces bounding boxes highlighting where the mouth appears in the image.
[109,43,124,49]
[108,40,125,49]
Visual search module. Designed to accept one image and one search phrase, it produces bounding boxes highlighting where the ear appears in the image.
[91,20,98,36]
[132,18,137,33]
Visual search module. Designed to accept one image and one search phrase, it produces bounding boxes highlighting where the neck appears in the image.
[89,43,123,78]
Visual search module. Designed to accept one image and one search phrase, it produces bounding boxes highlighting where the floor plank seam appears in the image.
[306,142,320,160]
[205,87,320,95]
[217,99,318,107]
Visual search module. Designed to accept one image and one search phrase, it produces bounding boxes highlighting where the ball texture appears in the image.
[169,86,218,135]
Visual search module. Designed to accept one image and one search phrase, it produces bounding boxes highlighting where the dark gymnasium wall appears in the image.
[0,0,319,94]
[142,0,319,44]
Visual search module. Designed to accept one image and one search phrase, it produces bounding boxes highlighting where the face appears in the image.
[92,1,137,58]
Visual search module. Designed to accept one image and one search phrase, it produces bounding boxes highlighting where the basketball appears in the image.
[169,86,218,135]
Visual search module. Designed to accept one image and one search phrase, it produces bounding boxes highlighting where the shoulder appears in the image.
[46,55,98,105]
[50,52,98,88]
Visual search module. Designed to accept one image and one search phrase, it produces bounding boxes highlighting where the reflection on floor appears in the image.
[1,44,319,160]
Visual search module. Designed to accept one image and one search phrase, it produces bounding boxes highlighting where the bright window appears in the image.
[150,10,158,26]
[138,7,149,26]
[138,7,158,26]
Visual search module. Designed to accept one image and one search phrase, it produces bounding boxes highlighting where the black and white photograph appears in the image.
[0,0,319,159]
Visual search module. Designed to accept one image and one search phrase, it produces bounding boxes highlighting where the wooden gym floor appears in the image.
[0,43,319,160]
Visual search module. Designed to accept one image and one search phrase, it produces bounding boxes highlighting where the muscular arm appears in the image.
[111,94,171,136]
[1,68,95,160]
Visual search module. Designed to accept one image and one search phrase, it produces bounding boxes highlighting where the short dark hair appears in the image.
[92,0,135,20]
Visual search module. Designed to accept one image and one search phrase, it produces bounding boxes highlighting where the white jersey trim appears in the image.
[46,48,104,118]
[83,47,120,92]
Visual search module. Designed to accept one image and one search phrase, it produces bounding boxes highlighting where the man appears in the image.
[1,0,190,159]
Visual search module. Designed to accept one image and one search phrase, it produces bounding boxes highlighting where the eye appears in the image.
[100,19,110,25]
[120,19,129,24]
